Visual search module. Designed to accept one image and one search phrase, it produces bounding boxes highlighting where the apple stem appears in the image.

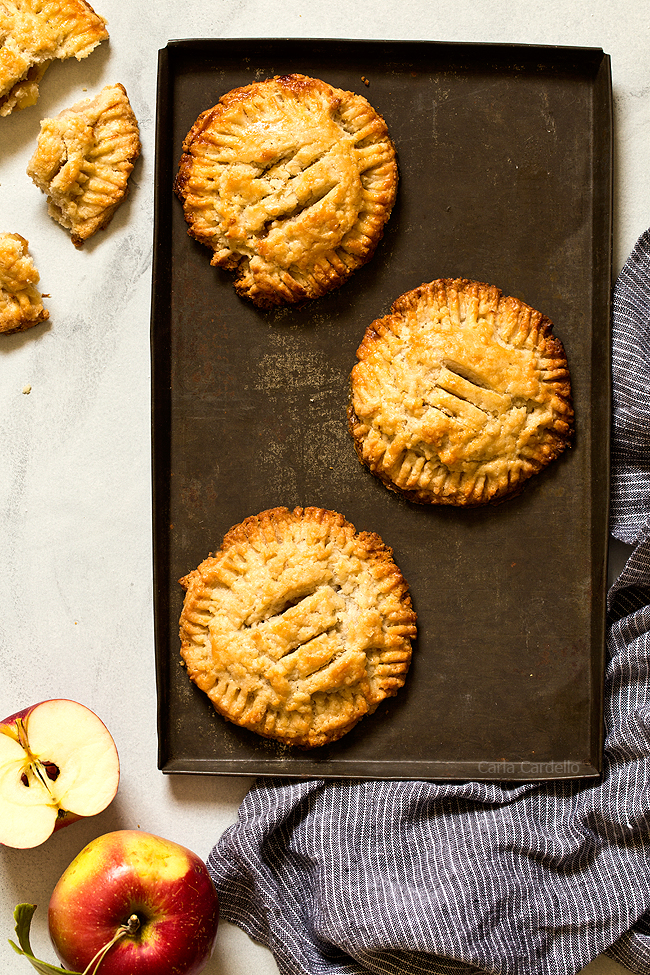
[14,718,29,751]
[80,915,140,975]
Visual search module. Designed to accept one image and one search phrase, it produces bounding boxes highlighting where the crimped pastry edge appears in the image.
[348,277,574,507]
[174,73,398,308]
[178,506,416,748]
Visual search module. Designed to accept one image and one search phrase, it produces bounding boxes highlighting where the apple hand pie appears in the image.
[179,506,416,748]
[0,0,108,117]
[348,278,574,506]
[0,233,49,334]
[174,73,398,308]
[26,83,140,247]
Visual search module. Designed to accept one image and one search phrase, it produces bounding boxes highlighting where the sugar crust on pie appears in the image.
[174,73,398,308]
[27,83,140,246]
[178,506,416,748]
[348,278,574,506]
[0,233,49,334]
[0,0,108,117]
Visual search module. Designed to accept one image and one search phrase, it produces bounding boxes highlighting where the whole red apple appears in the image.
[0,699,120,848]
[48,829,220,975]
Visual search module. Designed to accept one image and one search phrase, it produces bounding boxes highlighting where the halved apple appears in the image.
[0,699,120,849]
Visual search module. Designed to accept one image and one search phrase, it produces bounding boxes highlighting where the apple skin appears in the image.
[48,830,220,975]
[0,699,120,848]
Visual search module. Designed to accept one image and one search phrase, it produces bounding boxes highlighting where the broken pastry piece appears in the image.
[0,0,108,117]
[27,83,140,246]
[0,233,49,334]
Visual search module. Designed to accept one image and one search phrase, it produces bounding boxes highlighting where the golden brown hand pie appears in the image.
[26,83,140,246]
[179,506,416,748]
[348,278,574,506]
[0,0,108,117]
[174,73,398,308]
[0,233,49,334]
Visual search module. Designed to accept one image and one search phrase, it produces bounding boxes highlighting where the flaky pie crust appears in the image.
[174,73,398,308]
[348,278,574,506]
[0,0,108,117]
[0,233,49,334]
[27,83,140,246]
[179,506,416,748]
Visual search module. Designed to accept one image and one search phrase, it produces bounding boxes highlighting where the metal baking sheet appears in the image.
[151,38,612,780]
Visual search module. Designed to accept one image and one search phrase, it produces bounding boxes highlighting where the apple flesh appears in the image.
[0,699,120,849]
[48,829,220,975]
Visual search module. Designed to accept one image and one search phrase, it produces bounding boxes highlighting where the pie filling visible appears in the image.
[174,73,398,308]
[179,506,416,748]
[0,233,49,334]
[348,278,574,506]
[0,0,108,117]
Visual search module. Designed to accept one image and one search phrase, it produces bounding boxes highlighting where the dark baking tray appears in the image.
[151,38,612,780]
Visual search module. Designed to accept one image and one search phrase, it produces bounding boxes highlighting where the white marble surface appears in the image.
[0,1,647,973]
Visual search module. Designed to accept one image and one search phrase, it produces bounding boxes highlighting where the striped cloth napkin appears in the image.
[207,230,650,975]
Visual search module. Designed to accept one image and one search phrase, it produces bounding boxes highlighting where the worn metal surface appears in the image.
[151,39,612,779]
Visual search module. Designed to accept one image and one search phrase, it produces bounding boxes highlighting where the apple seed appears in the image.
[19,760,60,789]
[42,761,60,780]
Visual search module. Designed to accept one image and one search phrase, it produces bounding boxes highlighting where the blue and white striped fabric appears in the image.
[611,229,650,547]
[207,231,650,975]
